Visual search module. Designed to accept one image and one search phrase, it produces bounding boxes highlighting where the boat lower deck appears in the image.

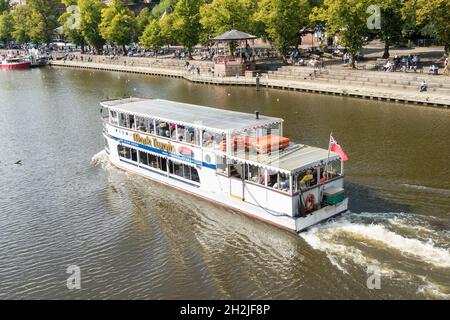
[106,147,348,233]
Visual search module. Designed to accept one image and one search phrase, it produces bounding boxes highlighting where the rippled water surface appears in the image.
[0,67,449,299]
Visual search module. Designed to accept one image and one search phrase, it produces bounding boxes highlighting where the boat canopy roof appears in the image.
[232,144,340,174]
[101,98,283,134]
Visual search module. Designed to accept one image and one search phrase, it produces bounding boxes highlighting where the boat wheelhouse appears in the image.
[100,98,348,232]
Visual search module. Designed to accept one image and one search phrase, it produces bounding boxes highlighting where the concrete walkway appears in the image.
[49,60,450,108]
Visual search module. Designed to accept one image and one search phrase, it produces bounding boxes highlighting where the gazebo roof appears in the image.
[211,29,258,42]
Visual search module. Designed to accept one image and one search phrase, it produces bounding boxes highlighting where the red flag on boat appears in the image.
[330,135,349,161]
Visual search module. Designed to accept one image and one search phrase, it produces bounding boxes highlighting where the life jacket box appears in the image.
[323,187,345,205]
[251,135,290,154]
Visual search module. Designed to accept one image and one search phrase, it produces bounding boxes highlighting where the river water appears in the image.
[0,67,449,299]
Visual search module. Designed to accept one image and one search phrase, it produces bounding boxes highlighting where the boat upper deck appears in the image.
[233,144,340,173]
[101,97,283,133]
[101,98,341,174]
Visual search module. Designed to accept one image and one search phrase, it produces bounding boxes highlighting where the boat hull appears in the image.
[104,142,348,233]
[1,62,31,69]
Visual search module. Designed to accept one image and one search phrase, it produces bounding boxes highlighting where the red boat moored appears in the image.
[1,58,31,69]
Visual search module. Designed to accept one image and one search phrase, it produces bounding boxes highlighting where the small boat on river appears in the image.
[0,57,31,69]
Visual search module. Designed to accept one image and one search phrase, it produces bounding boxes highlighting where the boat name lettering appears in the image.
[132,133,175,153]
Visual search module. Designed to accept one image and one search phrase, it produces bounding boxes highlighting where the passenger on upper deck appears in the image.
[138,122,146,131]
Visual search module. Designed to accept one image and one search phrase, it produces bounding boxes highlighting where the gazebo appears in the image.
[210,29,258,77]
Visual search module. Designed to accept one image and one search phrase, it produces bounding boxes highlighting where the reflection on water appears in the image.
[0,67,449,299]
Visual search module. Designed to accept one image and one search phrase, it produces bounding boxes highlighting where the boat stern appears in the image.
[295,197,348,233]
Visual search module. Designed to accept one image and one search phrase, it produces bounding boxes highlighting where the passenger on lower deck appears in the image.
[300,170,314,187]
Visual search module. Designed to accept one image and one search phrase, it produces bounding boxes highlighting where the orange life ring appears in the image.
[305,194,315,212]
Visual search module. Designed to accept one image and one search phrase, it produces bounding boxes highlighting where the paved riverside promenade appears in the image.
[49,59,450,108]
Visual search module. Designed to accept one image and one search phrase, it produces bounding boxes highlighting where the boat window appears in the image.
[129,115,136,130]
[139,151,148,166]
[232,131,250,155]
[168,160,200,183]
[118,145,138,163]
[202,130,215,149]
[109,110,118,125]
[138,150,167,172]
[192,168,200,182]
[147,118,155,134]
[215,133,227,153]
[131,148,137,162]
[136,116,148,133]
[246,164,264,185]
[273,172,291,192]
[169,123,176,140]
[194,128,201,146]
[216,155,228,175]
[118,113,128,128]
[155,120,169,138]
[176,125,195,144]
[294,168,317,191]
[325,160,342,179]
[229,160,243,178]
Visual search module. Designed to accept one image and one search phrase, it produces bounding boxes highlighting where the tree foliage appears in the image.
[136,7,152,39]
[151,0,177,19]
[255,0,311,60]
[59,0,85,48]
[375,0,404,58]
[140,19,164,52]
[200,0,259,38]
[78,0,105,51]
[11,4,31,44]
[0,10,13,46]
[99,0,136,51]
[171,0,204,57]
[311,0,373,67]
[0,0,10,13]
[25,0,60,44]
[405,0,450,54]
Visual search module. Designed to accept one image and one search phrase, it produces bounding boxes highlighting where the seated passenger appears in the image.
[138,123,146,131]
[300,170,314,187]
[320,172,329,184]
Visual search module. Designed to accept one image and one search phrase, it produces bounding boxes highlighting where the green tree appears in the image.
[311,0,373,68]
[410,0,450,55]
[200,0,259,38]
[0,0,10,13]
[159,13,176,47]
[255,0,311,62]
[99,0,136,53]
[140,19,164,52]
[375,0,404,58]
[151,0,177,19]
[11,4,31,44]
[136,7,152,39]
[0,10,13,47]
[59,0,86,52]
[78,0,106,52]
[26,0,60,44]
[172,0,204,58]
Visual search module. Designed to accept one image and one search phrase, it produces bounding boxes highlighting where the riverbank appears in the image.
[49,60,450,108]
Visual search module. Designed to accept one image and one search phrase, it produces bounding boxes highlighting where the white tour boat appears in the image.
[100,98,348,233]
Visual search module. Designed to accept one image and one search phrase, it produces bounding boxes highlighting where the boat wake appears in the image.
[300,211,450,299]
[91,150,110,169]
